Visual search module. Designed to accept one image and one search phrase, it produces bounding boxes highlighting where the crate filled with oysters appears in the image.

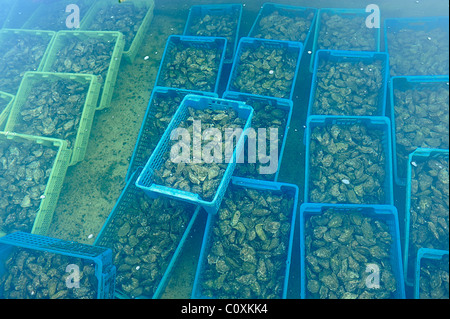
[304,116,394,205]
[80,0,155,63]
[4,71,100,166]
[226,37,303,100]
[384,16,449,77]
[136,95,253,214]
[95,168,201,299]
[0,132,71,237]
[192,177,298,299]
[126,87,217,182]
[0,231,116,299]
[0,29,55,95]
[40,30,125,110]
[155,35,227,93]
[300,204,405,299]
[390,76,449,186]
[183,4,242,64]
[404,148,449,286]
[248,3,317,44]
[308,50,389,117]
[309,8,380,72]
[414,248,449,299]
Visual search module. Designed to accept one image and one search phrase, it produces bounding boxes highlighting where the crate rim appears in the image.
[191,176,299,299]
[389,75,449,186]
[304,115,394,205]
[403,147,449,287]
[299,202,405,299]
[0,91,15,129]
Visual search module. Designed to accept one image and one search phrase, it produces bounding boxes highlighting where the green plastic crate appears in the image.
[22,0,94,31]
[0,29,55,95]
[41,30,125,111]
[0,132,72,237]
[4,71,100,166]
[0,91,14,130]
[80,0,155,63]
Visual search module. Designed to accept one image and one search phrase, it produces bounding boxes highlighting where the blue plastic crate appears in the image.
[0,231,116,299]
[183,4,242,64]
[222,91,293,182]
[304,115,394,205]
[126,87,218,182]
[308,50,389,117]
[414,248,449,299]
[404,148,449,287]
[248,2,317,47]
[191,176,299,299]
[95,168,201,299]
[136,95,253,214]
[384,16,449,76]
[299,203,405,299]
[309,8,381,73]
[389,76,449,186]
[154,35,227,94]
[225,37,303,101]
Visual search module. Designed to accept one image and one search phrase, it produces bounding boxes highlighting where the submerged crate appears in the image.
[222,91,293,181]
[184,4,242,64]
[384,16,449,76]
[155,35,227,94]
[0,132,71,237]
[41,30,125,111]
[389,76,449,186]
[0,231,116,299]
[192,176,299,299]
[80,0,155,63]
[4,71,101,166]
[304,115,394,205]
[308,50,389,117]
[95,168,201,299]
[299,203,405,299]
[0,29,55,95]
[309,8,381,73]
[0,91,14,129]
[248,3,317,47]
[126,87,218,182]
[404,148,449,287]
[414,248,449,299]
[136,95,253,214]
[226,37,303,100]
[22,0,94,31]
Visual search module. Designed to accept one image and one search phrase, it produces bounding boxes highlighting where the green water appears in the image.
[0,0,448,300]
